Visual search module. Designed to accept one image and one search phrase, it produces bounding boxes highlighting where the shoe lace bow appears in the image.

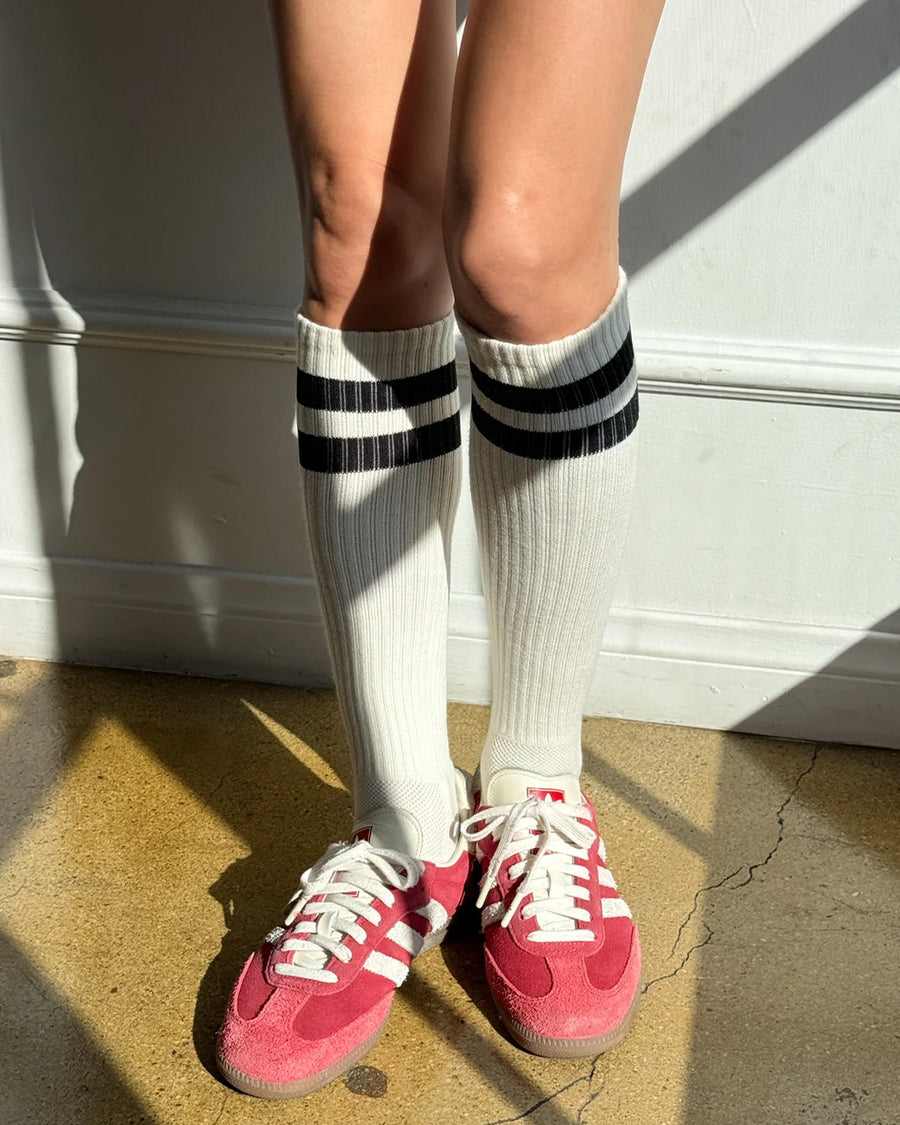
[461,798,598,943]
[267,840,423,983]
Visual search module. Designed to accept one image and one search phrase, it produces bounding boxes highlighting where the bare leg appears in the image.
[270,0,456,329]
[444,1,667,780]
[445,0,666,342]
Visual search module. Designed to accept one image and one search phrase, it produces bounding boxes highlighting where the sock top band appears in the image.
[455,266,630,387]
[296,310,455,383]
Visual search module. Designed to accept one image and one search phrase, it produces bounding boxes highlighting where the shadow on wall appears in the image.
[621,0,900,274]
[0,0,898,1122]
[0,0,314,680]
[729,608,900,749]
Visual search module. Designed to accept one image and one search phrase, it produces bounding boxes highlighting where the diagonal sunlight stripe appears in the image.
[0,922,161,1123]
[0,674,103,872]
[241,699,345,790]
[0,712,242,1122]
[622,0,900,273]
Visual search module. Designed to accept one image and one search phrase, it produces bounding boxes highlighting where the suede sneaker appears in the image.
[461,769,641,1057]
[217,771,472,1098]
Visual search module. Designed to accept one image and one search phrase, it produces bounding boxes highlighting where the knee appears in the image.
[445,192,618,343]
[302,157,448,328]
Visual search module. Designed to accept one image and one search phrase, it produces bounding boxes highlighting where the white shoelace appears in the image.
[461,798,598,944]
[267,840,423,983]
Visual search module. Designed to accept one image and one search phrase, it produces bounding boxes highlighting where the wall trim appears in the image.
[2,550,898,748]
[1,284,898,409]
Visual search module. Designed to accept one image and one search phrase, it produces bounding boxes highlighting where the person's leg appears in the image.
[271,0,464,861]
[446,0,666,1055]
[217,4,471,1099]
[447,0,665,790]
[271,0,455,331]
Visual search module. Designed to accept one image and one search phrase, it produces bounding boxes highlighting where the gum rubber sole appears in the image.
[497,977,643,1059]
[216,1021,386,1100]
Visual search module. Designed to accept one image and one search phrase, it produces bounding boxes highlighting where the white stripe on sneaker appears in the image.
[363,949,410,986]
[385,920,426,957]
[416,899,449,932]
[601,897,632,919]
[596,866,618,889]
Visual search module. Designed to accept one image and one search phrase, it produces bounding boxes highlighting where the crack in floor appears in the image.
[482,1071,592,1125]
[575,1057,603,1124]
[644,744,821,994]
[644,922,714,992]
[0,880,26,904]
[210,1089,227,1125]
[730,744,821,890]
[482,1030,613,1125]
[668,865,744,958]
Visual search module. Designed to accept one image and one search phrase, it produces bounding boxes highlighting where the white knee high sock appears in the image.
[457,266,639,787]
[296,312,462,861]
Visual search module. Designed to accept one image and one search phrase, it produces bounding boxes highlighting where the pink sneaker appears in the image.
[461,769,641,1058]
[217,777,472,1099]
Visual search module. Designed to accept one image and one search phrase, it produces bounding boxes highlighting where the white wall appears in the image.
[1,0,899,747]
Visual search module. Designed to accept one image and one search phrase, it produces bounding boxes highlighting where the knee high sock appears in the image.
[456,266,638,787]
[296,312,462,861]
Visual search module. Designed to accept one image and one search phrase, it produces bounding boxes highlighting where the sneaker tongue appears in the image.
[285,814,422,974]
[482,770,587,937]
[483,769,582,808]
[349,807,423,856]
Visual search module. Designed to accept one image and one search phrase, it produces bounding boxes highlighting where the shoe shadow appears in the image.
[156,680,355,1080]
[437,876,511,1042]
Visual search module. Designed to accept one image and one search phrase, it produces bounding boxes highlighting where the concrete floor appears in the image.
[0,657,897,1125]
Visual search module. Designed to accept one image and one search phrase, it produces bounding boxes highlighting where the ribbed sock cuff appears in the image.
[456,267,636,461]
[296,310,456,381]
[295,312,461,473]
[455,266,631,385]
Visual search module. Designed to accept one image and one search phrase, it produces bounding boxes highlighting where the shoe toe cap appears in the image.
[217,951,393,1088]
[486,925,642,1042]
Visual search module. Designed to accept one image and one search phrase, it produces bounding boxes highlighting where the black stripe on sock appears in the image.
[471,388,638,460]
[299,413,461,473]
[468,331,633,415]
[297,361,457,412]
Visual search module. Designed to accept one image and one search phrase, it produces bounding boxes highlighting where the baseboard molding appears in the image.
[1,284,898,409]
[2,551,898,748]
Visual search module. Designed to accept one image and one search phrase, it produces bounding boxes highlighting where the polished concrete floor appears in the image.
[1,656,897,1125]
